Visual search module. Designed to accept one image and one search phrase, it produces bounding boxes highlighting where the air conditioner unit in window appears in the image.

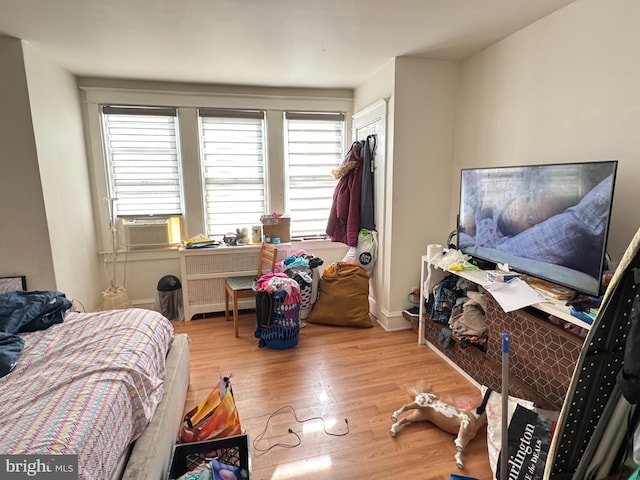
[122,218,171,248]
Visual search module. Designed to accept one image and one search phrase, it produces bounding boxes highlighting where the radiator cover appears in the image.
[179,246,263,320]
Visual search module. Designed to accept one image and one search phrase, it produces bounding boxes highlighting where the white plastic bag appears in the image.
[483,386,535,479]
[343,229,378,276]
[483,386,558,480]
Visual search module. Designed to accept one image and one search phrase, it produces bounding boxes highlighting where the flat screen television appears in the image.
[457,160,618,296]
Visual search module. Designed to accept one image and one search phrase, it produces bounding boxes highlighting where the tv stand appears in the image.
[418,254,586,410]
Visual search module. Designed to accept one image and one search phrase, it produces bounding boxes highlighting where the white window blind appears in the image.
[101,106,183,217]
[199,109,266,237]
[285,112,345,238]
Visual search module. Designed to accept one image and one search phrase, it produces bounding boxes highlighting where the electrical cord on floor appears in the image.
[252,405,349,455]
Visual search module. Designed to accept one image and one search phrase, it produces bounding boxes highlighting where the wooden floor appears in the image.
[172,312,493,480]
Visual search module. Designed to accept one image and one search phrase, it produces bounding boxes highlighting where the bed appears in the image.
[0,300,190,480]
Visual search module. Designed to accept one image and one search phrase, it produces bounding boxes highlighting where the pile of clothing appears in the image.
[253,273,301,329]
[280,250,323,320]
[429,275,489,352]
[0,290,72,377]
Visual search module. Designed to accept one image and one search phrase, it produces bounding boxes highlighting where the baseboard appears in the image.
[376,308,412,332]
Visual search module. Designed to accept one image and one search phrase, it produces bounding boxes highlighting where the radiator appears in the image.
[179,246,263,321]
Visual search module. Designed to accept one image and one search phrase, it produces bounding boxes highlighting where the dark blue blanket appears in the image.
[0,290,72,378]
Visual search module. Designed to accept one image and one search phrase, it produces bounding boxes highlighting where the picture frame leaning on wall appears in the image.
[0,276,26,294]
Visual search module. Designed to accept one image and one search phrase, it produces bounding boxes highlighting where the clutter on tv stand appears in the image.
[524,277,574,300]
[485,270,522,283]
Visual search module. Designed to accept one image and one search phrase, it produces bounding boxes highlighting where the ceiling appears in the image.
[0,0,576,89]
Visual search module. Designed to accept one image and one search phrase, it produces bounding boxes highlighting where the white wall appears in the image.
[354,60,395,114]
[22,43,103,309]
[354,60,398,327]
[354,57,459,329]
[391,57,459,313]
[0,36,56,290]
[453,0,640,262]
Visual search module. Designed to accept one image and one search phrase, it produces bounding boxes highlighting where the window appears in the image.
[101,106,183,217]
[199,109,266,237]
[284,112,345,238]
[88,85,352,249]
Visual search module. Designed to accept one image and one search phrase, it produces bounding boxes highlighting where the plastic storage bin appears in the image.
[254,289,300,349]
[167,433,250,479]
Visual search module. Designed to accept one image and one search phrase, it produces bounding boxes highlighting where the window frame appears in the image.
[81,84,353,252]
[198,108,268,237]
[284,111,346,239]
[101,105,185,218]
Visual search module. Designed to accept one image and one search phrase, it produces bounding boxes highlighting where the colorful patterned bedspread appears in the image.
[0,308,174,480]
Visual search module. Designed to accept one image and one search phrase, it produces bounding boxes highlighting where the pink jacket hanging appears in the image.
[326,142,363,247]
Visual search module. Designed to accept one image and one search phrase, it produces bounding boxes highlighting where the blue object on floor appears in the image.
[449,475,479,480]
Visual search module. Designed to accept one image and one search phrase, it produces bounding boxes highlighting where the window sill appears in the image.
[99,239,348,262]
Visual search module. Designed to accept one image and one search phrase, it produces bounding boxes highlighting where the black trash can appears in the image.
[157,275,184,321]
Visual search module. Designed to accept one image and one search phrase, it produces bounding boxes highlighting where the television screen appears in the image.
[457,160,618,296]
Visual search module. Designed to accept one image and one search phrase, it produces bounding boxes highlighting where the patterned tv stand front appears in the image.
[419,256,586,410]
[423,298,583,409]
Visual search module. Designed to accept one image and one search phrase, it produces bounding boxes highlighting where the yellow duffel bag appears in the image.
[307,261,373,328]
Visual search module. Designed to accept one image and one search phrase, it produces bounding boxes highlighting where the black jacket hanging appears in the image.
[360,135,376,231]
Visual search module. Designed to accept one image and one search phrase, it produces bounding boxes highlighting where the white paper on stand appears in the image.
[483,277,546,313]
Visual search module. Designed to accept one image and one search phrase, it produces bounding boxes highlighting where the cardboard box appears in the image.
[525,277,575,300]
[167,434,250,479]
[260,215,290,243]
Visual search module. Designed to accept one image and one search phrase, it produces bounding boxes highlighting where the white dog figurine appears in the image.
[390,385,487,469]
